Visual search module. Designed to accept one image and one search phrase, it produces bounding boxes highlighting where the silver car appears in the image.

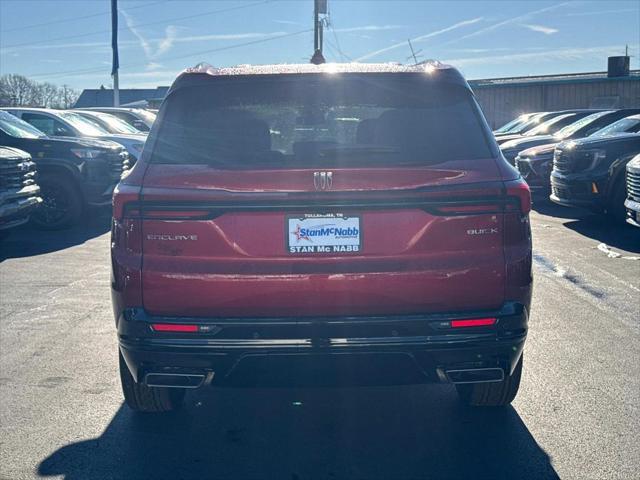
[82,107,156,132]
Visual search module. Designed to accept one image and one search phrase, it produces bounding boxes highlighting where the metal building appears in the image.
[470,70,640,129]
[74,86,169,109]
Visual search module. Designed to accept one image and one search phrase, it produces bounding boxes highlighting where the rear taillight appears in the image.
[111,183,143,306]
[137,209,210,220]
[152,323,199,332]
[431,202,512,215]
[112,183,141,220]
[451,318,497,328]
[112,184,143,254]
[426,181,531,216]
[432,317,497,330]
[503,177,533,306]
[505,177,531,215]
[123,218,142,254]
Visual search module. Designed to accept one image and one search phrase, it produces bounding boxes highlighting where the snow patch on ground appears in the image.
[596,243,640,260]
[597,243,621,258]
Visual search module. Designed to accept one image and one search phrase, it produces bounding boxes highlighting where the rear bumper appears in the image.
[117,303,528,387]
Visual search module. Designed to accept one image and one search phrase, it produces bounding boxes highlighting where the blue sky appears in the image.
[1,0,638,90]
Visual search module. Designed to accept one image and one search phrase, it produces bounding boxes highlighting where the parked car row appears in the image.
[1,108,147,163]
[496,109,601,147]
[0,109,136,231]
[494,109,640,226]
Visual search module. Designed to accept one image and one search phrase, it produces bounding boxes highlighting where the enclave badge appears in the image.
[146,234,198,241]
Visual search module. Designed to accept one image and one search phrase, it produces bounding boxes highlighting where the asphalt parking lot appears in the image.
[0,200,639,480]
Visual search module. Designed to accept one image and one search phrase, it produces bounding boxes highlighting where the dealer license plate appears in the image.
[287,214,361,254]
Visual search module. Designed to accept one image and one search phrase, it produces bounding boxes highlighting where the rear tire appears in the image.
[455,355,523,407]
[119,350,185,413]
[31,173,84,230]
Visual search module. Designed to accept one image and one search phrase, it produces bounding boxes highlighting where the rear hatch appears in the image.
[139,73,509,317]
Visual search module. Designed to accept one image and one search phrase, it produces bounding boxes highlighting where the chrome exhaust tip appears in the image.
[446,367,505,384]
[144,372,206,389]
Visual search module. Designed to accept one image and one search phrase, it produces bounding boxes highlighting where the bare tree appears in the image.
[0,87,10,107]
[55,84,80,109]
[0,74,37,106]
[0,75,80,108]
[35,82,60,108]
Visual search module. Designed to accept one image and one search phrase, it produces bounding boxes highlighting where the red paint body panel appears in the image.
[140,161,499,194]
[141,213,505,316]
[137,160,509,317]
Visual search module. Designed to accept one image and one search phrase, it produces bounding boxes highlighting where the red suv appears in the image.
[112,63,532,412]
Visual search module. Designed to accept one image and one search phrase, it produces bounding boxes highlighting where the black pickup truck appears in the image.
[550,133,640,222]
[0,147,41,232]
[0,111,129,229]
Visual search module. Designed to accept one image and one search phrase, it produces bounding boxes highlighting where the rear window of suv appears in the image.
[151,74,494,168]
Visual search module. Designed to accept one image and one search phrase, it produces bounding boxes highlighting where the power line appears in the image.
[28,29,313,80]
[1,1,167,33]
[324,38,340,62]
[324,5,351,62]
[327,22,351,62]
[3,0,271,50]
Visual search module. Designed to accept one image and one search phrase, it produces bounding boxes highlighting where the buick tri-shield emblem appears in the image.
[313,171,333,191]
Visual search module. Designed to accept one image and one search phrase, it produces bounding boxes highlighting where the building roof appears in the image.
[74,86,169,108]
[470,70,640,88]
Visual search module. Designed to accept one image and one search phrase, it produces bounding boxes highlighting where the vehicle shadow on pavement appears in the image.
[38,385,559,480]
[532,200,640,253]
[531,198,588,220]
[0,208,111,261]
[563,216,640,253]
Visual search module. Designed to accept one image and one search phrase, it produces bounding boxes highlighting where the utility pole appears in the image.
[310,0,327,64]
[111,0,120,107]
